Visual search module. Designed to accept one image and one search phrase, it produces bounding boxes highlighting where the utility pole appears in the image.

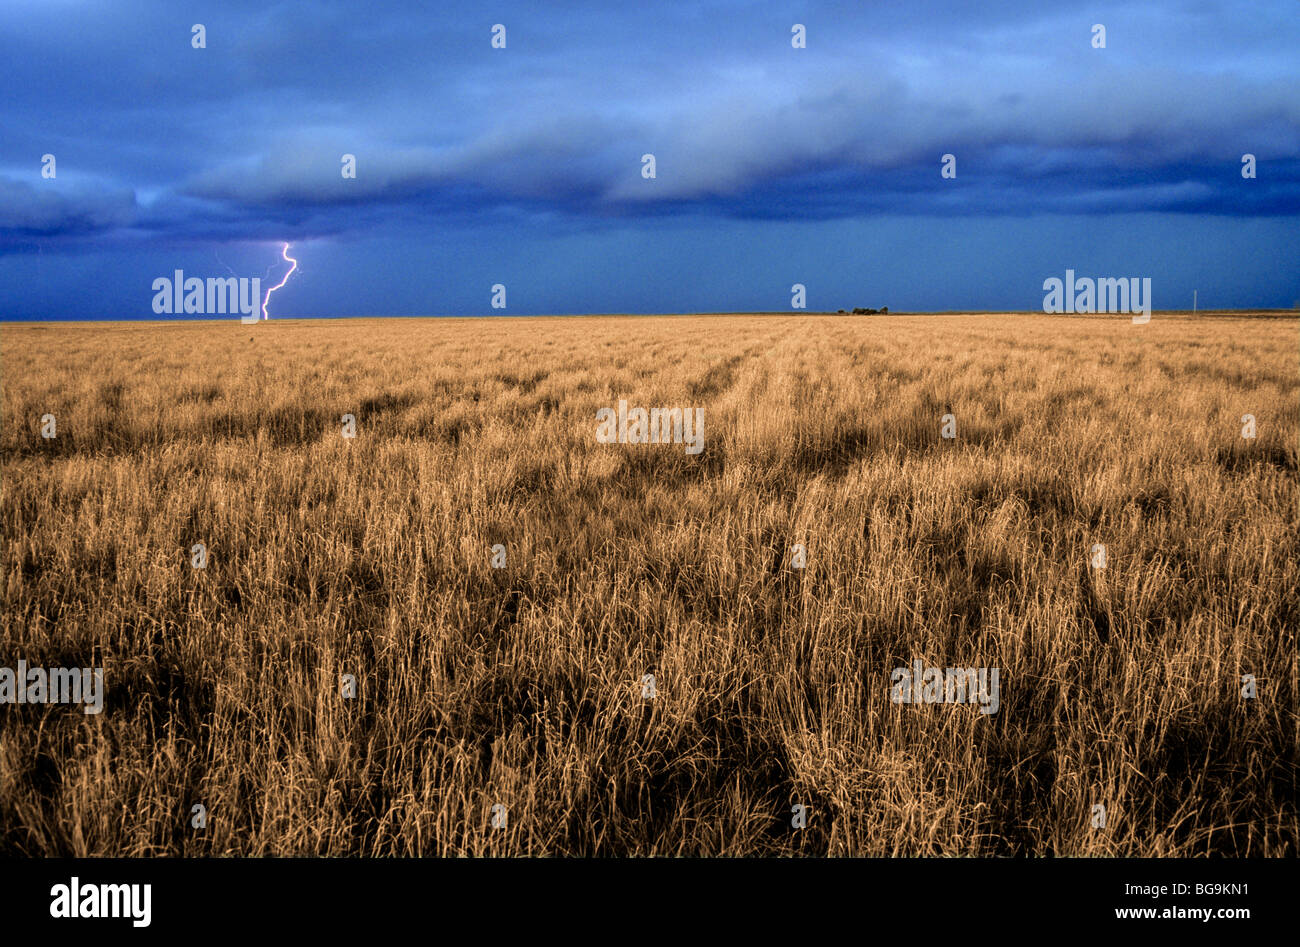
[1193,289,1197,313]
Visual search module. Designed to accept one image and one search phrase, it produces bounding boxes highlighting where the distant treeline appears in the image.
[837,307,889,315]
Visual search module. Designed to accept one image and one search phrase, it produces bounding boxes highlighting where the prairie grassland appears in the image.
[1,313,1296,856]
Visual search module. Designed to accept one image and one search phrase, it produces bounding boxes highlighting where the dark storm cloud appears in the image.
[2,0,1296,251]
[0,177,137,239]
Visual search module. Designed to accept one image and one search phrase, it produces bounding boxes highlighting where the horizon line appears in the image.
[3,308,1299,326]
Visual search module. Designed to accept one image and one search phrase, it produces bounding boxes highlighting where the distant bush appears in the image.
[850,306,889,315]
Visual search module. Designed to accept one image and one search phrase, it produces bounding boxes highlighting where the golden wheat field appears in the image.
[1,312,1296,856]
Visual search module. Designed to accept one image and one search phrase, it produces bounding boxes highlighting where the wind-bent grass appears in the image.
[1,313,1296,855]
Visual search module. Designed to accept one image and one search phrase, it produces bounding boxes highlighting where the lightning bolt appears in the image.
[260,242,298,319]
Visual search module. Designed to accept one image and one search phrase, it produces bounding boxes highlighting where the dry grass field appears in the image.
[1,312,1296,856]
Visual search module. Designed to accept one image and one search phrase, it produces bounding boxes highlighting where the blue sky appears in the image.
[1,0,1297,317]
